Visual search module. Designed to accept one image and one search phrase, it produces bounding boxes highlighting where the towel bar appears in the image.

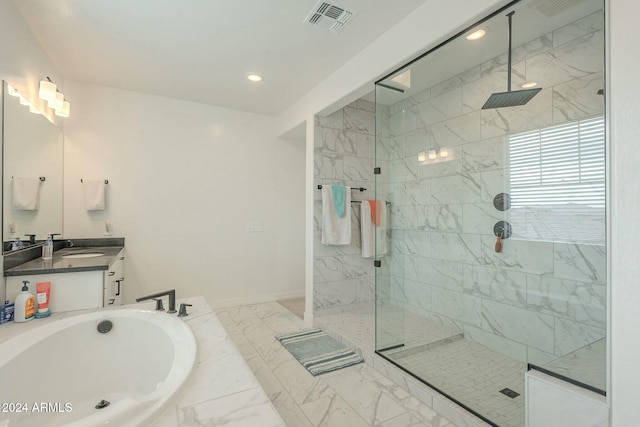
[317,185,366,192]
[11,176,45,181]
[81,179,109,184]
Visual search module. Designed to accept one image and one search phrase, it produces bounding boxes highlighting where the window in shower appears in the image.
[509,115,605,244]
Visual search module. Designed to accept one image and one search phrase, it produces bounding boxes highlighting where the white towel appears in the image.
[321,185,351,245]
[83,179,106,210]
[361,200,388,258]
[12,176,41,210]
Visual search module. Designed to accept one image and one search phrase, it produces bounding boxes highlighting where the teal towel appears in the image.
[331,185,346,217]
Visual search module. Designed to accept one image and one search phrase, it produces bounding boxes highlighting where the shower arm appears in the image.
[506,11,514,93]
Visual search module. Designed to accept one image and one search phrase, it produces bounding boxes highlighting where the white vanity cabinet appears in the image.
[103,251,125,306]
[5,249,125,312]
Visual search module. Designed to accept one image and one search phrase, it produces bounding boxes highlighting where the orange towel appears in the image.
[367,200,382,227]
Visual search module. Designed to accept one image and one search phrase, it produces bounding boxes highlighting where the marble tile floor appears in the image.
[215,301,458,427]
[277,297,306,320]
[315,306,527,427]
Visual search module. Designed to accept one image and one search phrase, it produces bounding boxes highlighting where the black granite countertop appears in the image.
[4,246,124,276]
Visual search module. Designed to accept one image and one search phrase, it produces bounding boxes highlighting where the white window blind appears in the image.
[509,116,605,244]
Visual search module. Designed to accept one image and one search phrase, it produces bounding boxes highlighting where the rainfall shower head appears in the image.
[482,11,541,109]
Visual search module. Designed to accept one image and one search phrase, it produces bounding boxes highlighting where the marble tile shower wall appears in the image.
[313,99,382,314]
[379,11,606,365]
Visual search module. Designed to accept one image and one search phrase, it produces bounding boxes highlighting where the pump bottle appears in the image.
[14,281,35,323]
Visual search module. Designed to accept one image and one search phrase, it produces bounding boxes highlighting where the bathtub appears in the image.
[0,308,197,427]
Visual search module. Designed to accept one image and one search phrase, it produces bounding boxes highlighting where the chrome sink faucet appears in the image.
[136,289,176,314]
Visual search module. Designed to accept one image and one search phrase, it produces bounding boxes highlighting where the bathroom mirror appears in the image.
[2,80,64,251]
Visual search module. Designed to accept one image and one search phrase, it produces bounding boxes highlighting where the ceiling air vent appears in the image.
[532,0,585,17]
[305,1,354,33]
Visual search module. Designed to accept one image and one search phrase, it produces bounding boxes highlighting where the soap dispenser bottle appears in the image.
[42,234,53,260]
[14,281,35,323]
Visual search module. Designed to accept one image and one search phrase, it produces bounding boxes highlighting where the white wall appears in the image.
[62,81,305,305]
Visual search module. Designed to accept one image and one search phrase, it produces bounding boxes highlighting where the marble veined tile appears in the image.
[481,299,555,353]
[431,286,482,328]
[525,29,604,89]
[355,132,375,159]
[345,106,375,135]
[313,256,344,283]
[418,258,464,292]
[462,203,508,236]
[554,317,605,357]
[178,337,259,408]
[553,243,606,284]
[300,395,371,427]
[479,34,552,78]
[404,179,431,206]
[421,204,464,233]
[316,109,344,130]
[314,279,358,309]
[463,324,528,363]
[481,236,554,275]
[430,232,482,264]
[553,11,604,48]
[314,153,343,180]
[322,368,407,425]
[430,65,481,99]
[461,137,505,173]
[403,128,432,158]
[553,72,604,123]
[464,264,527,309]
[416,87,463,128]
[178,388,284,427]
[399,231,431,257]
[527,275,606,328]
[343,155,375,182]
[430,111,482,148]
[430,173,482,205]
[390,108,419,137]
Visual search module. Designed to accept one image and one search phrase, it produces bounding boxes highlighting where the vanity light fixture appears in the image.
[38,77,57,102]
[37,76,71,117]
[48,91,64,110]
[428,149,437,160]
[466,29,486,41]
[440,146,448,157]
[247,73,262,82]
[7,84,20,97]
[521,82,538,89]
[55,100,70,118]
[417,152,426,162]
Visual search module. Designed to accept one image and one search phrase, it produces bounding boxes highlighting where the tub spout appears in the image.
[136,290,176,314]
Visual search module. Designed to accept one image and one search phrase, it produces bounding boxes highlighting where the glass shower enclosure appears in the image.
[374,0,606,425]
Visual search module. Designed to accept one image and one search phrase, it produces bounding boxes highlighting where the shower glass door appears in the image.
[374,0,606,425]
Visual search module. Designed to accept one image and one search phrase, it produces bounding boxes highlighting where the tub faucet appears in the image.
[136,289,176,314]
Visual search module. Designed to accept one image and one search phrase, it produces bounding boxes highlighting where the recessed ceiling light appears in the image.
[521,82,538,88]
[466,29,486,41]
[247,73,262,82]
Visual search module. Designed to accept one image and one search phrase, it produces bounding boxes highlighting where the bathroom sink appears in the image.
[62,253,104,259]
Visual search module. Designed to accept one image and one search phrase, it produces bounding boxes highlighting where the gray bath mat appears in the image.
[276,328,363,376]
